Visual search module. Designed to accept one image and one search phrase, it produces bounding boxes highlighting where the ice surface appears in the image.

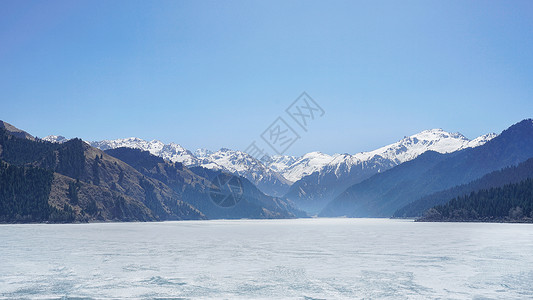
[1,219,532,299]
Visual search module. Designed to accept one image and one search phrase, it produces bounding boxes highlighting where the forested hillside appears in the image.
[0,121,304,223]
[418,178,533,222]
[0,124,205,222]
[395,157,533,217]
[0,161,53,222]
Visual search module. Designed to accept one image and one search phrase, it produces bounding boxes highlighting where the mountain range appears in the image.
[320,119,533,217]
[7,118,531,223]
[44,128,496,214]
[0,121,304,223]
[283,129,497,213]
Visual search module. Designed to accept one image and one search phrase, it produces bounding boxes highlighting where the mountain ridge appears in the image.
[320,119,533,218]
[284,129,497,213]
[1,121,303,222]
[43,128,496,205]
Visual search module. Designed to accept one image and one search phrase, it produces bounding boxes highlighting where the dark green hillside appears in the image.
[0,127,58,166]
[418,178,533,222]
[395,157,533,218]
[0,122,205,222]
[0,161,53,222]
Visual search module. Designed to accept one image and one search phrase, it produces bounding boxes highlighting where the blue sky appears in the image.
[1,0,532,156]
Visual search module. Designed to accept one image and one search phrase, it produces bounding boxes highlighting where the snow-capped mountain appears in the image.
[349,129,496,165]
[85,138,290,197]
[276,152,334,182]
[194,148,213,158]
[199,148,291,196]
[267,155,297,174]
[281,130,497,182]
[89,138,201,166]
[466,133,499,148]
[90,137,163,152]
[159,143,200,166]
[42,135,69,143]
[284,129,498,214]
[255,130,498,184]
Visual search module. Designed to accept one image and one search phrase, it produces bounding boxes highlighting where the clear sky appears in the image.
[1,0,532,156]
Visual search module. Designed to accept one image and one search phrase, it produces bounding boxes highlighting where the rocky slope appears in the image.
[2,121,304,222]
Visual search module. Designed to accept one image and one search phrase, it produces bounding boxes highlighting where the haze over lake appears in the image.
[1,218,532,299]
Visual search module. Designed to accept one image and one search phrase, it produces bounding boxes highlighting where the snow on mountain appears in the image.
[198,148,292,196]
[465,133,498,148]
[351,129,486,165]
[268,155,298,174]
[90,137,163,153]
[203,148,251,173]
[283,129,498,214]
[278,152,334,182]
[42,135,69,143]
[159,143,200,166]
[282,129,498,182]
[88,138,290,197]
[89,138,201,166]
[194,148,213,158]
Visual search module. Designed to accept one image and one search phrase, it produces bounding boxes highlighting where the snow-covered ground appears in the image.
[1,219,531,299]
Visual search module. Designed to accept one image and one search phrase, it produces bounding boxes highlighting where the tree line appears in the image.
[420,178,533,222]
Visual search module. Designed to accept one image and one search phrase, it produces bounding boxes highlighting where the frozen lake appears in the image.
[1,218,532,299]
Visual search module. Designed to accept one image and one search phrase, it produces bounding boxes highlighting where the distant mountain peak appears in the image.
[194,148,213,158]
[411,128,467,140]
[279,151,334,182]
[42,135,69,143]
[352,128,489,164]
